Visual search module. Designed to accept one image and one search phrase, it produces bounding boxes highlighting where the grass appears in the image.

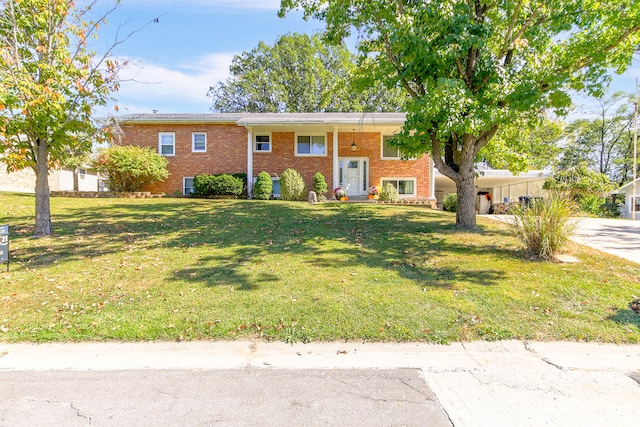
[0,192,639,344]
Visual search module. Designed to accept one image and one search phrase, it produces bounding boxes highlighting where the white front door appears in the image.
[339,158,368,196]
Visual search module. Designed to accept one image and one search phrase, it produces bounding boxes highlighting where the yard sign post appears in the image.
[0,225,8,271]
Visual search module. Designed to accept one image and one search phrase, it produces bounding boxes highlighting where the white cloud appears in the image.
[111,53,234,113]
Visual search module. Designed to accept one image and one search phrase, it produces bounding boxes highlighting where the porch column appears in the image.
[429,158,436,199]
[332,126,339,189]
[247,127,253,197]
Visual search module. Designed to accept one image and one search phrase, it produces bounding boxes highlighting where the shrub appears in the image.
[379,183,399,202]
[93,145,169,192]
[442,193,458,212]
[509,195,578,260]
[312,172,328,196]
[193,173,243,197]
[253,171,273,200]
[577,194,604,217]
[280,168,306,201]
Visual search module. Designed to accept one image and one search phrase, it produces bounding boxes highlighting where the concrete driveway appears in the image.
[569,218,640,265]
[485,215,640,264]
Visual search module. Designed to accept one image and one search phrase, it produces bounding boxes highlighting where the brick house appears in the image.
[113,113,437,201]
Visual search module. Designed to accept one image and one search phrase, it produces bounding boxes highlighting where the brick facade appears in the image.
[117,122,247,195]
[115,114,434,200]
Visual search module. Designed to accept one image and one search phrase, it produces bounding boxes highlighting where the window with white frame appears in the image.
[183,177,195,196]
[381,178,417,196]
[78,169,86,180]
[254,134,271,152]
[381,135,401,159]
[192,133,206,152]
[296,134,326,156]
[158,132,175,156]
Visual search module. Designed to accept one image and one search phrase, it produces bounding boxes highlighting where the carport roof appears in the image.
[435,168,549,189]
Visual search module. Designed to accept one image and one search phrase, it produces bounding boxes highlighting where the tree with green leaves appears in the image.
[543,162,616,199]
[280,0,640,228]
[0,0,122,236]
[208,32,406,113]
[559,92,637,186]
[479,119,563,173]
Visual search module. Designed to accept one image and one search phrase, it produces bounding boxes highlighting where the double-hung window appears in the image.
[192,133,206,152]
[296,134,326,156]
[254,134,271,152]
[159,132,175,156]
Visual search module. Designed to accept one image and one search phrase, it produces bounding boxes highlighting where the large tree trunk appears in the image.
[34,139,52,237]
[455,172,477,229]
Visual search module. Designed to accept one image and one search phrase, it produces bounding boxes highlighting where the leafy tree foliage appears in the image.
[479,119,563,173]
[208,33,406,113]
[280,0,640,228]
[94,146,168,193]
[543,162,616,199]
[0,0,122,236]
[559,92,638,186]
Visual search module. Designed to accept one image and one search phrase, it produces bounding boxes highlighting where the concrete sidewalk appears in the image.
[1,340,640,426]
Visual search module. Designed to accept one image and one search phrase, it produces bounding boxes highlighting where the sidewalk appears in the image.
[2,340,640,426]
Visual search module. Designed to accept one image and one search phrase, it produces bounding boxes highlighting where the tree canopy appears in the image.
[208,32,406,113]
[280,0,640,228]
[559,92,638,186]
[0,0,122,236]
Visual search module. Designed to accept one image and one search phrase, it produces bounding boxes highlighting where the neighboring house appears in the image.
[434,163,550,213]
[617,178,640,219]
[114,113,438,201]
[0,163,102,193]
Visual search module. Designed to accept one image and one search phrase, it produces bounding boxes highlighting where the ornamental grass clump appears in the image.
[509,195,578,260]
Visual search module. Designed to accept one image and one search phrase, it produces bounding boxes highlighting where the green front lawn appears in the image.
[1,192,639,343]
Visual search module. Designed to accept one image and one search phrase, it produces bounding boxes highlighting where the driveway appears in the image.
[484,216,640,264]
[569,218,640,265]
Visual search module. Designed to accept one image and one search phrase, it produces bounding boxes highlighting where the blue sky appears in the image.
[91,0,640,118]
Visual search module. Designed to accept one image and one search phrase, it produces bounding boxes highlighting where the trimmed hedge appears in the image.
[253,171,273,200]
[193,173,243,197]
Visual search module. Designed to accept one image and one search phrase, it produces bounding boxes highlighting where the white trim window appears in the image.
[296,134,326,156]
[254,133,272,152]
[78,169,86,180]
[381,178,417,197]
[183,177,195,196]
[381,135,414,160]
[158,132,175,156]
[192,132,207,152]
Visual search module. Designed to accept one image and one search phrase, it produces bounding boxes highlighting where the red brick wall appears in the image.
[117,123,247,194]
[252,132,334,192]
[117,123,432,198]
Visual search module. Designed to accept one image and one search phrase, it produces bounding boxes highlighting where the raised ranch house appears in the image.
[112,113,437,202]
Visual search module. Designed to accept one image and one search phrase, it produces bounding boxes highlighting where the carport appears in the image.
[434,166,550,213]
